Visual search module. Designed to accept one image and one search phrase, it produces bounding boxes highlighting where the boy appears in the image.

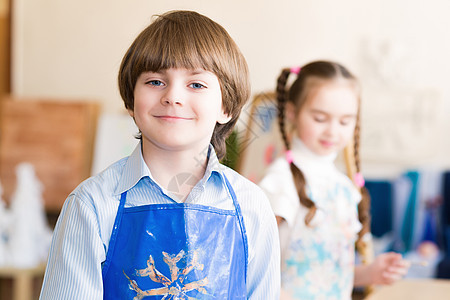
[40,10,280,299]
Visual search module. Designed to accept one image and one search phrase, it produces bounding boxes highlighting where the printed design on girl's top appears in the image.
[123,249,209,300]
[280,180,360,299]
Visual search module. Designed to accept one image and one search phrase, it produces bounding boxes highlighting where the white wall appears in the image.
[11,0,450,176]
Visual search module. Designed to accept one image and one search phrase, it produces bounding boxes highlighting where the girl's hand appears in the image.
[369,252,411,285]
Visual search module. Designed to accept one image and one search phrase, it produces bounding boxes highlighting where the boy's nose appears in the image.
[161,87,184,106]
[161,97,182,105]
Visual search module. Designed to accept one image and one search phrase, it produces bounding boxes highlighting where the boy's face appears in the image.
[130,68,231,154]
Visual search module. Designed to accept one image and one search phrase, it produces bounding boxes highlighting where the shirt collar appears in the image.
[114,142,226,195]
[114,141,151,195]
[202,144,227,185]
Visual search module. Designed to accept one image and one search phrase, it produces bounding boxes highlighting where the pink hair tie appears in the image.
[285,150,294,164]
[290,66,301,75]
[353,172,365,188]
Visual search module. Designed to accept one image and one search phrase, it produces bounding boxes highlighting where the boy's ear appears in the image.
[127,108,134,118]
[217,109,232,124]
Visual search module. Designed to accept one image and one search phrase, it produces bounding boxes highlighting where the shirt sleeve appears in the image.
[39,194,105,300]
[244,188,281,299]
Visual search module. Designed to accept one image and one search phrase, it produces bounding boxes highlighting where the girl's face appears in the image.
[130,68,231,154]
[291,81,358,156]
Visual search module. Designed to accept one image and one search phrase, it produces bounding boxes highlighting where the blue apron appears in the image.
[102,177,248,299]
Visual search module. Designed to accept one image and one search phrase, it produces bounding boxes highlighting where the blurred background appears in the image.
[5,0,450,173]
[0,0,450,299]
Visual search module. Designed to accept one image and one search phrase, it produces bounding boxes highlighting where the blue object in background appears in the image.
[400,171,420,253]
[442,172,450,257]
[365,180,393,238]
[437,171,450,278]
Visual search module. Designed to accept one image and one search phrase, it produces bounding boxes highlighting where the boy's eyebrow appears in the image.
[143,69,208,76]
[188,69,208,76]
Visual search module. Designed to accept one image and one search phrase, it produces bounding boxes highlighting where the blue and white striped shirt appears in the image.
[39,143,280,299]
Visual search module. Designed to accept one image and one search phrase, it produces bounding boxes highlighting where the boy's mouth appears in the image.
[155,115,193,121]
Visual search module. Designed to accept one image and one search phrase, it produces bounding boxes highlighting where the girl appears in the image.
[259,61,409,299]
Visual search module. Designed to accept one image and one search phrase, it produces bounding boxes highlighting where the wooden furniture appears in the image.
[366,279,450,300]
[0,97,100,212]
[0,98,99,298]
[0,264,46,300]
[0,0,11,95]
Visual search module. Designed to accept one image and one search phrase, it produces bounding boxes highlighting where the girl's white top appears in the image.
[259,137,362,300]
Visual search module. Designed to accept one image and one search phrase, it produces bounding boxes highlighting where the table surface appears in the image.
[0,264,46,276]
[366,279,450,300]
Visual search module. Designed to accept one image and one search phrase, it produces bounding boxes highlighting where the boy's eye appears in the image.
[147,80,164,86]
[190,82,205,89]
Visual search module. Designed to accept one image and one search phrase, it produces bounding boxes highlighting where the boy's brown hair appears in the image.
[118,10,250,159]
